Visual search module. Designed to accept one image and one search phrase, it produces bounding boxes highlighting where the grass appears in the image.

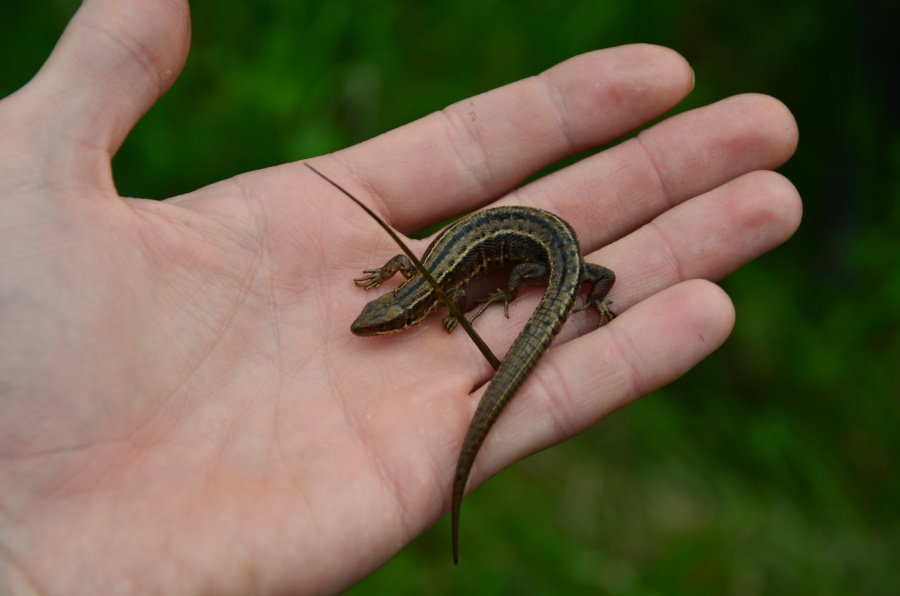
[3,1,898,593]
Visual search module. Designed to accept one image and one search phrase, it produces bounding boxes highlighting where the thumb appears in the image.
[8,0,191,194]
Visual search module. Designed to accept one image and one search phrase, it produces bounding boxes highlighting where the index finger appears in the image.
[330,44,693,232]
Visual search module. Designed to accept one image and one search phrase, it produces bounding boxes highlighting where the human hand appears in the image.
[0,1,799,594]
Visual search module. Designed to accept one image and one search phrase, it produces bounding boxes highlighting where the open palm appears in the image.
[0,1,799,594]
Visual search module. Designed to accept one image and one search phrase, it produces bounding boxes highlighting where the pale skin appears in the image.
[0,0,801,594]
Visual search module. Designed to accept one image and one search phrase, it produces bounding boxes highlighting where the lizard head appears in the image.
[350,292,423,336]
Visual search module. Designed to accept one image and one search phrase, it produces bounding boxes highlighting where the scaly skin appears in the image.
[350,206,615,564]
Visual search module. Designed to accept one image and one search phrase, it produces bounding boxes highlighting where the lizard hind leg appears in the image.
[574,263,617,326]
[468,261,550,324]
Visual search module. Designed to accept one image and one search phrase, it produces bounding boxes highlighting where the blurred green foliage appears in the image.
[3,1,897,594]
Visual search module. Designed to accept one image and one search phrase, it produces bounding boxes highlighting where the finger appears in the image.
[20,0,190,168]
[600,169,802,310]
[510,93,799,251]
[329,44,694,231]
[455,169,799,380]
[466,279,735,488]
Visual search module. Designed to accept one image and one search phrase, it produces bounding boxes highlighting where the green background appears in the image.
[3,1,897,594]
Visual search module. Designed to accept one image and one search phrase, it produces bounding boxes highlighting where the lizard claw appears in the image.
[573,299,616,327]
[354,268,388,289]
[470,289,513,323]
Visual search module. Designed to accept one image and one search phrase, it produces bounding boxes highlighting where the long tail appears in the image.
[451,297,570,564]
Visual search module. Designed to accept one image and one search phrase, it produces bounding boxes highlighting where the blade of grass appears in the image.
[304,162,500,370]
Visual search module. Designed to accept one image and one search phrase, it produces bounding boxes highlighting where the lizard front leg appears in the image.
[353,254,417,289]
